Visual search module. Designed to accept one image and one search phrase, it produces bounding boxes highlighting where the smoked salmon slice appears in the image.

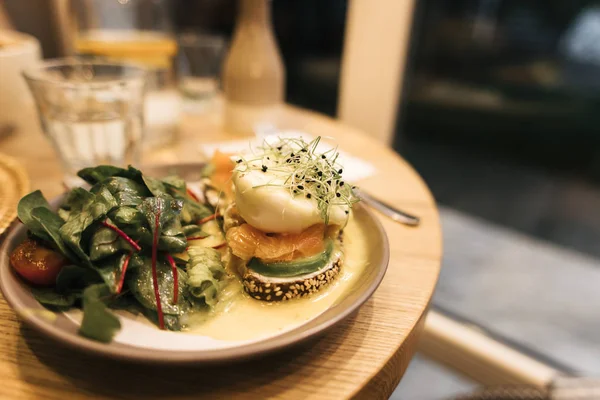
[226,224,326,263]
[210,150,234,197]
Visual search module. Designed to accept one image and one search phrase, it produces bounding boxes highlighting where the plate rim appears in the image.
[0,165,389,365]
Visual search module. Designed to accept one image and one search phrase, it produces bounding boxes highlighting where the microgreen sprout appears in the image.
[234,136,359,223]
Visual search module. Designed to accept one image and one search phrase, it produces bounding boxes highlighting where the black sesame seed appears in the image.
[317,185,321,188]
[336,193,341,197]
[345,210,349,214]
[317,171,323,177]
[261,165,268,172]
[290,153,294,157]
[340,181,345,186]
[301,148,307,152]
[338,169,343,174]
[293,190,298,194]
[306,193,312,199]
[277,146,282,150]
[321,155,326,159]
[297,185,304,190]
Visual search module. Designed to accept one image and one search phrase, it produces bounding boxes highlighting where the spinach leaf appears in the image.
[29,207,75,260]
[88,224,132,261]
[57,208,70,222]
[59,187,118,265]
[77,165,143,185]
[17,190,51,228]
[142,175,168,197]
[56,265,101,294]
[161,175,186,192]
[14,191,71,259]
[79,284,121,343]
[94,253,131,293]
[109,205,145,223]
[140,308,184,331]
[127,258,188,315]
[93,176,150,207]
[138,196,187,253]
[180,200,212,225]
[186,246,225,308]
[61,187,95,212]
[182,224,206,237]
[30,287,77,308]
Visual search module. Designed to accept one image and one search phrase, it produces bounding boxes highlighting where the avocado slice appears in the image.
[247,240,334,278]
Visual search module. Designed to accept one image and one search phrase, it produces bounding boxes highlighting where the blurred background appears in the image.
[3,0,600,398]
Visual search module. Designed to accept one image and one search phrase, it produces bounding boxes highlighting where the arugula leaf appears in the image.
[127,258,188,315]
[77,165,143,185]
[30,287,76,308]
[79,284,121,343]
[186,246,226,307]
[59,187,118,265]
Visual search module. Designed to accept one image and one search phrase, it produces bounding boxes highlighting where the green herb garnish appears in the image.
[234,136,359,224]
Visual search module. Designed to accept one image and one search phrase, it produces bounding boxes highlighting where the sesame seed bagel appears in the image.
[241,247,342,302]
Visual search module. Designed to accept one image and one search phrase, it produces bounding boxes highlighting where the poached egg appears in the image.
[232,163,350,234]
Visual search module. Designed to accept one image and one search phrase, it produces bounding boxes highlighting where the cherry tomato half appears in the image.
[10,238,68,286]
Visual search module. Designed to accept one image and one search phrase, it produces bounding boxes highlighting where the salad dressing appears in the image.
[186,215,369,341]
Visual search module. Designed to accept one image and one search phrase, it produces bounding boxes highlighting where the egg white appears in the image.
[232,168,349,234]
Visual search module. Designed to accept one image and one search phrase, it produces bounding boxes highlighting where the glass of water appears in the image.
[23,59,146,175]
[176,33,226,113]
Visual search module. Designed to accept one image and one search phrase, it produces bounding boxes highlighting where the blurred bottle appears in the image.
[73,0,179,149]
[222,0,285,136]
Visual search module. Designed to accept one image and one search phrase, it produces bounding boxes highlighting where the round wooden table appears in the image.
[0,104,441,399]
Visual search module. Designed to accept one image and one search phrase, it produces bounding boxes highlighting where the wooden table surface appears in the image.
[0,104,441,400]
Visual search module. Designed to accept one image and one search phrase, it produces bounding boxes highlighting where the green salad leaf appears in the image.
[16,164,228,343]
[79,284,121,343]
[127,259,188,316]
[138,196,187,253]
[17,191,74,259]
[94,253,131,294]
[30,287,77,308]
[29,207,75,260]
[77,165,143,185]
[93,176,150,207]
[89,223,133,261]
[186,246,226,307]
[56,265,101,294]
[59,187,118,265]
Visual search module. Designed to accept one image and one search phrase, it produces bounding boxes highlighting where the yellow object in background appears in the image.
[75,30,177,70]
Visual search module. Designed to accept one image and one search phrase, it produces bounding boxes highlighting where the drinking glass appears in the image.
[23,59,147,176]
[177,33,226,113]
[73,0,179,149]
